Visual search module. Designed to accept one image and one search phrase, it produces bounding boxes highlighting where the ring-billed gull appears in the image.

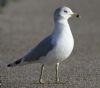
[7,6,79,84]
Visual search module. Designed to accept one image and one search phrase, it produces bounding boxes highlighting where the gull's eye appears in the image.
[64,10,68,13]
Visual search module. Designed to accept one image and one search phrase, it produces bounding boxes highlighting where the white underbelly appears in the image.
[52,37,74,62]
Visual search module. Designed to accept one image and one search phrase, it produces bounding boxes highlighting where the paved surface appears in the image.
[0,0,100,88]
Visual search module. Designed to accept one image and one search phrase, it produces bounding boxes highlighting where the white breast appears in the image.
[51,26,74,62]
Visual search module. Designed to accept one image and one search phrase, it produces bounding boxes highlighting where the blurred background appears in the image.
[0,0,100,88]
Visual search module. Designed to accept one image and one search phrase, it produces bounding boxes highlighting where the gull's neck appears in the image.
[51,18,74,46]
[52,18,72,36]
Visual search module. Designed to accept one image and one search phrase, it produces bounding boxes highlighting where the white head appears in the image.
[54,6,79,22]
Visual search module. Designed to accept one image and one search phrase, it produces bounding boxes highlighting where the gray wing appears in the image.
[23,35,54,62]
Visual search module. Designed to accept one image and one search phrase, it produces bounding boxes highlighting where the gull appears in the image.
[7,6,79,84]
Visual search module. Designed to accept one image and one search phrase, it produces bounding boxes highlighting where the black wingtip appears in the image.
[7,64,12,67]
[7,58,22,67]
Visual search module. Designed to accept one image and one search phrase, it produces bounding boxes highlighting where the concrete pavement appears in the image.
[0,0,100,88]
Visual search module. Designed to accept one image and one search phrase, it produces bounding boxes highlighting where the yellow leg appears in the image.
[56,63,59,82]
[39,64,45,84]
[56,63,65,84]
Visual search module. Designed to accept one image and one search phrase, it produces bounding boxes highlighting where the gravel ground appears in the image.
[0,0,100,88]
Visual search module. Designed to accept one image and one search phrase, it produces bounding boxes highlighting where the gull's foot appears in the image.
[55,80,66,84]
[39,79,45,84]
